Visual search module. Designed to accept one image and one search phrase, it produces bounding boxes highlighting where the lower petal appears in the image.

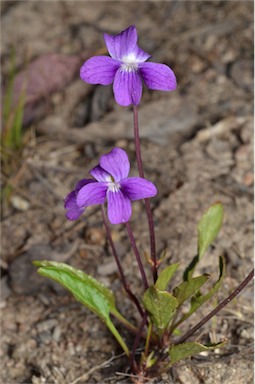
[113,68,142,106]
[107,190,132,224]
[139,62,177,91]
[77,182,107,207]
[80,56,120,85]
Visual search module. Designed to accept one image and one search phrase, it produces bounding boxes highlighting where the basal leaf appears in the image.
[174,257,225,328]
[173,275,209,307]
[35,261,114,322]
[34,260,115,311]
[198,202,223,259]
[143,286,178,335]
[33,261,130,356]
[169,341,226,364]
[184,203,223,281]
[155,263,180,291]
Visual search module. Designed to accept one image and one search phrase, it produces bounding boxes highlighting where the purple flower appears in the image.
[80,25,176,106]
[64,148,157,224]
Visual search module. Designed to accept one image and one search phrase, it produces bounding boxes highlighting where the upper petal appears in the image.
[113,68,142,106]
[99,148,130,182]
[76,182,107,207]
[80,56,120,85]
[104,25,138,61]
[139,62,177,91]
[107,190,132,224]
[75,178,96,191]
[120,177,157,201]
[90,165,111,182]
[64,191,85,220]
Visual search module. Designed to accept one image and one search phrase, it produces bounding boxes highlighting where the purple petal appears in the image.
[75,178,96,191]
[90,165,111,182]
[139,62,177,91]
[80,56,120,85]
[99,148,130,182]
[104,26,138,61]
[113,68,142,106]
[76,182,107,207]
[120,177,157,201]
[107,190,132,224]
[64,191,85,220]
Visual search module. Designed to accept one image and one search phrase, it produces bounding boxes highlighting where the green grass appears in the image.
[1,49,26,205]
[2,49,25,150]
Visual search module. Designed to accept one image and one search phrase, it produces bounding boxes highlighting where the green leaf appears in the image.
[33,261,129,356]
[173,275,209,307]
[34,260,115,313]
[169,341,226,364]
[184,203,223,281]
[143,286,178,335]
[155,263,180,291]
[173,257,225,329]
[198,202,223,259]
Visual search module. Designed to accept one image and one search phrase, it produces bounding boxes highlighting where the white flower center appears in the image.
[107,181,121,193]
[121,53,138,72]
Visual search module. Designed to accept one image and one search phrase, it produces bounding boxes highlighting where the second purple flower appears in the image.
[65,148,157,225]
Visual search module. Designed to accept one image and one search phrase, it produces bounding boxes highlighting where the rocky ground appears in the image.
[1,1,254,383]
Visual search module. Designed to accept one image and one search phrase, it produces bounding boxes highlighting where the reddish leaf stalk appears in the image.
[130,312,148,373]
[175,268,254,345]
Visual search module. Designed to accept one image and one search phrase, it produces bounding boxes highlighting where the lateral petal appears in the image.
[76,182,107,207]
[99,148,130,182]
[113,68,143,106]
[120,177,157,201]
[139,62,177,91]
[80,56,120,85]
[107,190,132,224]
[104,25,137,61]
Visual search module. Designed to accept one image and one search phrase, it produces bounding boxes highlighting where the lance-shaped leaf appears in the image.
[184,203,223,281]
[173,257,225,329]
[173,275,209,307]
[155,263,180,291]
[198,202,223,259]
[33,261,129,356]
[143,286,178,335]
[169,340,226,364]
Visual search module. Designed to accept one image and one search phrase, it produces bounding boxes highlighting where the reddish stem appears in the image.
[133,105,158,283]
[101,206,144,318]
[125,222,149,290]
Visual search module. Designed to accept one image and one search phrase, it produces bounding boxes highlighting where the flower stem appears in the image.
[125,221,149,290]
[175,268,254,345]
[133,105,158,283]
[101,206,145,318]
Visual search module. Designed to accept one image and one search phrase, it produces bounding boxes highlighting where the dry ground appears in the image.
[1,1,254,383]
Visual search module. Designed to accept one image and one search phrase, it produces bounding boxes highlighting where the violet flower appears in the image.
[64,148,157,224]
[80,25,176,106]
